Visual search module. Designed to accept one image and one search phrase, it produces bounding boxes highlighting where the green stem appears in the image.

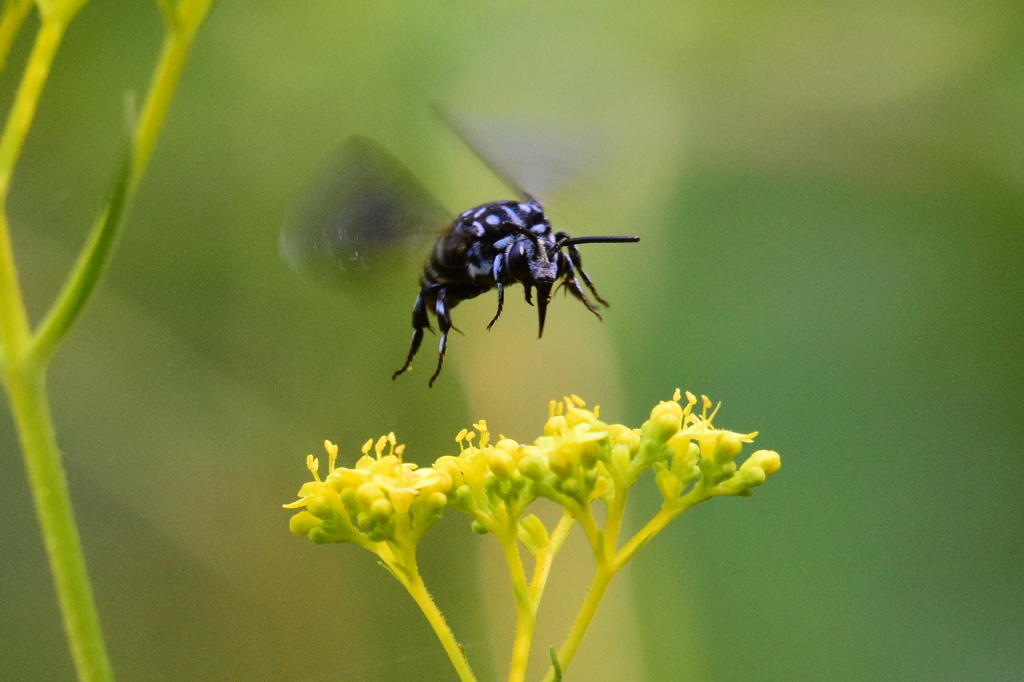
[399,560,478,682]
[528,513,573,605]
[542,565,616,682]
[32,27,196,362]
[614,490,708,569]
[0,17,62,203]
[501,531,534,682]
[2,366,113,682]
[0,17,62,358]
[130,27,195,189]
[0,0,33,78]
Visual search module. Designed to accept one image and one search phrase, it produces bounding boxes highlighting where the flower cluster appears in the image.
[285,434,451,547]
[433,421,537,537]
[285,391,781,682]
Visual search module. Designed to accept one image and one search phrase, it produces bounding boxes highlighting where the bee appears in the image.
[281,117,639,387]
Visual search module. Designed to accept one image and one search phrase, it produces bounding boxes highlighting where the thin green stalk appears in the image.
[33,26,196,362]
[0,0,33,78]
[0,16,63,358]
[3,367,113,682]
[614,490,708,569]
[506,513,574,682]
[528,513,573,605]
[542,565,615,682]
[501,532,534,682]
[540,493,693,682]
[0,17,63,203]
[399,561,479,682]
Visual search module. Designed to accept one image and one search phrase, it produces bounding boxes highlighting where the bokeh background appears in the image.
[1,0,1022,680]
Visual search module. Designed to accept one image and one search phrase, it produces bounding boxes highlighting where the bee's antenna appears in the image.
[557,235,640,247]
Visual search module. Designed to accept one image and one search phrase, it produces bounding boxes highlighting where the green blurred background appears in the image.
[1,0,1022,680]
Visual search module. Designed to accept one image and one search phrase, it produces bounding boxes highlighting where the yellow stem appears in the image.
[500,530,534,682]
[398,558,478,682]
[0,17,62,203]
[528,513,574,606]
[542,565,616,682]
[0,16,63,360]
[0,0,33,78]
[3,366,113,682]
[131,27,194,189]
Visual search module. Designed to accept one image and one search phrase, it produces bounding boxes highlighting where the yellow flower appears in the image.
[286,434,451,544]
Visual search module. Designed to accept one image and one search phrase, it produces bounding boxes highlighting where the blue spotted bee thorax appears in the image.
[457,200,551,238]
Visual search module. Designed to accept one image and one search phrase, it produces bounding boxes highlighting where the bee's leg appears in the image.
[557,231,609,306]
[429,287,453,387]
[487,255,508,330]
[523,284,534,306]
[392,290,432,380]
[563,271,603,321]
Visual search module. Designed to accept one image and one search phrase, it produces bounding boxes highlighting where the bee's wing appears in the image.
[281,135,451,288]
[438,108,603,203]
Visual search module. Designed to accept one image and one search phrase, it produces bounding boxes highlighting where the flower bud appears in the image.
[741,450,781,476]
[701,432,743,464]
[645,400,683,442]
[390,489,415,515]
[455,484,474,507]
[655,470,682,501]
[356,482,384,508]
[307,496,334,520]
[670,440,700,478]
[549,443,578,478]
[488,449,516,478]
[425,491,448,512]
[560,478,580,499]
[495,438,520,455]
[517,455,546,481]
[612,443,631,473]
[519,514,550,554]
[370,498,393,522]
[471,520,489,535]
[545,415,568,436]
[289,511,321,537]
[579,440,601,469]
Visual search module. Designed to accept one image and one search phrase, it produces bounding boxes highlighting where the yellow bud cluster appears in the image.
[286,391,781,549]
[285,437,452,545]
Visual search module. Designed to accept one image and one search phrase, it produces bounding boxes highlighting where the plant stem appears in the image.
[130,27,194,189]
[2,366,113,682]
[542,565,615,682]
[529,513,573,605]
[504,512,575,682]
[0,17,62,358]
[32,26,196,362]
[0,17,62,203]
[0,0,33,78]
[400,563,479,682]
[500,531,534,682]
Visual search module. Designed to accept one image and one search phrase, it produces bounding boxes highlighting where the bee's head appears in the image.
[507,238,559,337]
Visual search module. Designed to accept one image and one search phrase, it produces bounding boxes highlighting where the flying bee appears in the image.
[281,115,639,387]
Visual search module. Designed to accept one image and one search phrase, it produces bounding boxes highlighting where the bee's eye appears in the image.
[507,240,534,282]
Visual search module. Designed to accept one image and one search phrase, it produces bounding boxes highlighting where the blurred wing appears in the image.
[281,135,451,287]
[438,108,604,203]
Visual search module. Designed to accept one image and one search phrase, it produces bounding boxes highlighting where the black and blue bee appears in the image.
[281,118,639,387]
